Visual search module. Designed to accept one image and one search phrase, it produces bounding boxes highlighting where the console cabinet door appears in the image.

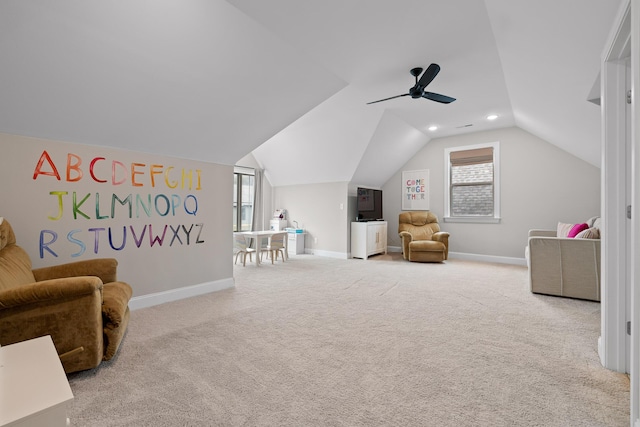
[376,224,387,253]
[351,222,387,259]
[367,225,379,255]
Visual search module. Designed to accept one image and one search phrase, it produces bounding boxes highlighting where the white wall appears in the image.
[382,127,601,259]
[1,133,233,299]
[273,182,349,257]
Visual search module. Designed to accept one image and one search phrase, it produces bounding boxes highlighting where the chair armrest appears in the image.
[33,258,118,283]
[102,282,133,328]
[432,231,449,242]
[432,232,450,260]
[0,276,103,309]
[399,231,413,240]
[399,231,413,260]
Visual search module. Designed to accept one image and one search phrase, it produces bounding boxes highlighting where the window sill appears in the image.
[443,216,501,224]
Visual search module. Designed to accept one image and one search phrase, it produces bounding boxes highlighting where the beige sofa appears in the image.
[525,218,601,301]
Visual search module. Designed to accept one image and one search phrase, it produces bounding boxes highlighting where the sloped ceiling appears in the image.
[0,1,624,188]
[0,0,345,165]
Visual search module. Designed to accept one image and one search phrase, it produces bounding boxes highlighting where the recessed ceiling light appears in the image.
[487,114,498,121]
[428,125,438,131]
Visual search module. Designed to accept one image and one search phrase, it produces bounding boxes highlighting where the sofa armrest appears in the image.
[33,258,118,284]
[528,229,557,238]
[0,276,103,309]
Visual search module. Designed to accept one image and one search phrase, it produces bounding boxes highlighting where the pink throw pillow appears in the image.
[568,223,589,238]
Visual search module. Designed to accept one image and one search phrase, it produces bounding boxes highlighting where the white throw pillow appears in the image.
[557,222,574,238]
[575,227,600,239]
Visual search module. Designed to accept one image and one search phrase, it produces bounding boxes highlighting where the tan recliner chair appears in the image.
[398,211,450,263]
[0,217,132,373]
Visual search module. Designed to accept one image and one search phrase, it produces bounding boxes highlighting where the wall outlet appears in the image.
[314,237,318,244]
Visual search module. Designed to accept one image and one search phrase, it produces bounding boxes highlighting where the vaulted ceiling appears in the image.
[0,1,624,188]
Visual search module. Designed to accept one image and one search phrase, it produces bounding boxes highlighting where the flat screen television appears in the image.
[356,187,383,221]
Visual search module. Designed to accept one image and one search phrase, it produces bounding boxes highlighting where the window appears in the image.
[444,142,500,223]
[233,167,255,231]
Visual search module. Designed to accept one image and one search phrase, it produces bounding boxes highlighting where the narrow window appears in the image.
[233,167,255,231]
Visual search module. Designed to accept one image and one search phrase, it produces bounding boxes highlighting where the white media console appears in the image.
[0,335,74,427]
[351,221,387,260]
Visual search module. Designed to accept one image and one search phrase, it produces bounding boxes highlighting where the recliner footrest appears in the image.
[409,240,446,252]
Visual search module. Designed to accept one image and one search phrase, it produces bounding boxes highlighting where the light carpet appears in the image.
[67,253,629,426]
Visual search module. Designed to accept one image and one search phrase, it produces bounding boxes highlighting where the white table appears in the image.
[235,230,288,265]
[0,335,74,427]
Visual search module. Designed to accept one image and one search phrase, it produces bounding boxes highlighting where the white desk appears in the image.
[235,230,288,265]
[0,335,74,427]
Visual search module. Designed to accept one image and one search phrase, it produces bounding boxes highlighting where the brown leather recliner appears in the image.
[0,217,132,373]
[398,211,450,262]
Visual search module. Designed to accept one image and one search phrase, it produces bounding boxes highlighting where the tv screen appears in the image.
[357,187,383,221]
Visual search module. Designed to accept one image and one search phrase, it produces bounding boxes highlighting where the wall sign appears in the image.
[31,149,205,259]
[402,169,429,210]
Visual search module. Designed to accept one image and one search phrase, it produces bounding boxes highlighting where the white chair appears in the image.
[263,232,287,264]
[234,234,255,266]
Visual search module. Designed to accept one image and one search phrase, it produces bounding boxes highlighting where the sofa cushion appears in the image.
[568,223,589,238]
[586,216,601,228]
[575,227,600,239]
[557,222,574,237]
[558,222,590,238]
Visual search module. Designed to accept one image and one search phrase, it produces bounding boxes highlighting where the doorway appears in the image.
[601,1,640,424]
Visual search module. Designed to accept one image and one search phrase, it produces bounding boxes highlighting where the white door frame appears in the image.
[631,1,640,424]
[600,0,639,425]
[600,0,631,373]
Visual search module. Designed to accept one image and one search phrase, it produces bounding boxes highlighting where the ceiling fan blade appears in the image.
[417,63,440,88]
[366,93,409,105]
[423,92,456,104]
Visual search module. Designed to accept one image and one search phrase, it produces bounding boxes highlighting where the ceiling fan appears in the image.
[366,63,456,105]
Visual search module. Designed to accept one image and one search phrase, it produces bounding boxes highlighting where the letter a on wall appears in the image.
[402,169,429,211]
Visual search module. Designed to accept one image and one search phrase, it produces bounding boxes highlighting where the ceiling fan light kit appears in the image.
[367,63,456,105]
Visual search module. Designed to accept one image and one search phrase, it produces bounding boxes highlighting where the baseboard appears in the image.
[387,247,526,266]
[598,336,605,366]
[449,252,527,266]
[129,277,235,311]
[305,248,349,259]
